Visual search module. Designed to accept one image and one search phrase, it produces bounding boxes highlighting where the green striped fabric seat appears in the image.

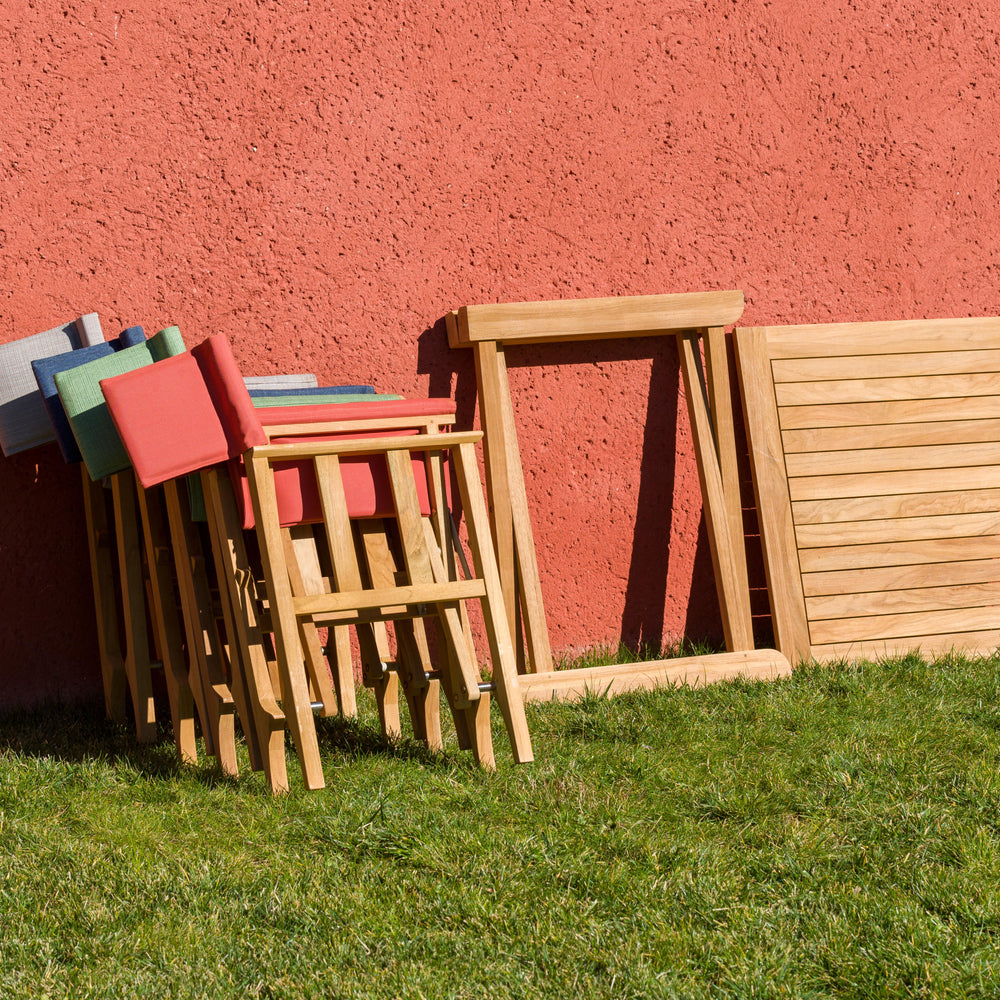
[249,392,400,408]
[54,326,186,480]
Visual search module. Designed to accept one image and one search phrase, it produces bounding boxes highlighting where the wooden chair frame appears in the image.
[447,291,791,700]
[244,429,535,789]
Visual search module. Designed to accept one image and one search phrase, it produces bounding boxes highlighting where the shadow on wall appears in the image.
[416,320,723,654]
[0,443,101,705]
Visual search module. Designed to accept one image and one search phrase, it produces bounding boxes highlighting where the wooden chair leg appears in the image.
[201,469,290,794]
[109,469,158,743]
[283,526,338,717]
[135,484,199,765]
[244,457,326,791]
[450,442,534,764]
[162,479,241,773]
[81,468,127,724]
[330,625,357,718]
[363,621,402,741]
[357,520,442,748]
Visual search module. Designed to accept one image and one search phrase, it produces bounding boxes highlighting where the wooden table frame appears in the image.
[447,291,790,700]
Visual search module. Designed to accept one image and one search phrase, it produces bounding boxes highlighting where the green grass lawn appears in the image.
[2,650,1000,998]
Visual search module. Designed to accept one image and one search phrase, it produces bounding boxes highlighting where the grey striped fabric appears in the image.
[0,314,105,455]
[242,373,318,390]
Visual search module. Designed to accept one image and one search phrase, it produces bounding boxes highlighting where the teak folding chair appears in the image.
[447,291,791,700]
[53,326,212,763]
[102,335,533,792]
[0,313,105,456]
[735,316,1000,665]
[31,324,160,741]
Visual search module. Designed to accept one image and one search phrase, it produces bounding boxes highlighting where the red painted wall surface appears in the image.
[2,1,1000,705]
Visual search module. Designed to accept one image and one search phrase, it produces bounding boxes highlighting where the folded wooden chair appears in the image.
[31,325,153,732]
[102,335,533,792]
[52,326,212,764]
[736,316,1000,665]
[0,314,105,457]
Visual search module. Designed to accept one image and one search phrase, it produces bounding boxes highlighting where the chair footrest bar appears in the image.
[293,580,486,617]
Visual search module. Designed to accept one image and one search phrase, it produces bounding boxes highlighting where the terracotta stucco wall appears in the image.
[2,1,999,705]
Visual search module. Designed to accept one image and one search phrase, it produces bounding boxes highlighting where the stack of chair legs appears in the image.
[101,334,533,792]
[45,325,210,762]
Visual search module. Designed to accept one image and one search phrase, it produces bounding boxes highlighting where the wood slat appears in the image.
[785,441,1000,478]
[518,649,792,702]
[802,558,1000,597]
[782,419,1000,454]
[792,489,1000,525]
[807,580,1000,621]
[795,511,1000,549]
[788,465,1000,502]
[450,291,745,346]
[809,629,1000,662]
[754,316,1000,360]
[810,605,1000,645]
[771,349,1000,383]
[253,430,481,461]
[778,396,1000,430]
[775,372,1000,407]
[798,536,1000,574]
[734,325,811,664]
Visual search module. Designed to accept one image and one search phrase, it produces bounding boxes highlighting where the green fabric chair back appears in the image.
[54,326,186,480]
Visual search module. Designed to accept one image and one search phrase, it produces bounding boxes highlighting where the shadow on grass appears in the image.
[0,697,191,778]
[314,712,479,770]
[0,694,467,788]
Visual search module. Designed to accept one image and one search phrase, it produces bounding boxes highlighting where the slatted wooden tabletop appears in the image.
[736,316,1000,665]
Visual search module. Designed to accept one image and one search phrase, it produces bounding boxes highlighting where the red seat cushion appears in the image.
[231,399,457,529]
[101,352,233,488]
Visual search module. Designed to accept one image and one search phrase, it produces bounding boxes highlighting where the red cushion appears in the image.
[231,400,457,529]
[191,335,267,456]
[102,352,232,488]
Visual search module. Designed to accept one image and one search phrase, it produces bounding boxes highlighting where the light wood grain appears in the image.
[81,468,127,724]
[785,442,1000,478]
[795,511,1000,548]
[779,396,1000,430]
[809,630,1000,661]
[110,469,158,743]
[788,465,1000,502]
[809,604,1000,644]
[771,349,1000,383]
[519,649,792,702]
[757,316,1000,360]
[451,291,745,346]
[679,332,754,650]
[798,536,1000,573]
[807,580,1000,620]
[802,559,1000,598]
[775,372,1000,407]
[782,420,1000,454]
[245,450,326,791]
[135,484,199,766]
[735,326,811,664]
[792,489,1000,525]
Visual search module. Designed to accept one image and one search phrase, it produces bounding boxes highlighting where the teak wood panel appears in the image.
[736,317,1000,665]
[448,291,783,703]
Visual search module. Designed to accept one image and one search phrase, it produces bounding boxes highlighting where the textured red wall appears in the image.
[2,1,1000,704]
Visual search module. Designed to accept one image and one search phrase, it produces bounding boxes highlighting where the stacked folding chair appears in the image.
[0,314,106,456]
[100,334,533,792]
[39,326,357,776]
